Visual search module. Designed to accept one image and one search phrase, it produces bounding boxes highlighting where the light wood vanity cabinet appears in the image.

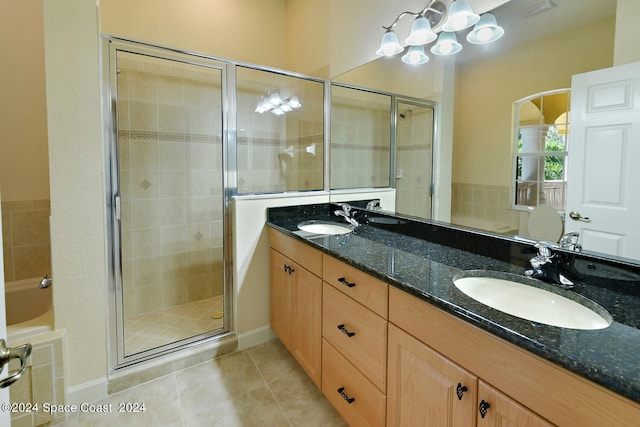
[269,229,640,426]
[387,323,552,427]
[269,229,322,387]
[389,286,640,427]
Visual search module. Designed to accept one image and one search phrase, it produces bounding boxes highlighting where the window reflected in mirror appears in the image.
[513,90,570,212]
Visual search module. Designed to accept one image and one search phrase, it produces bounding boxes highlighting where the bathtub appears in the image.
[5,277,53,343]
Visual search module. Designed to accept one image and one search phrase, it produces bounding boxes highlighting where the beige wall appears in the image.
[43,0,107,394]
[100,0,288,70]
[452,16,616,187]
[0,0,49,202]
[285,0,330,78]
[614,0,640,66]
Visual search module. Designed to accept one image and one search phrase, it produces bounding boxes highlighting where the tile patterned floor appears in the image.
[124,296,225,354]
[54,339,346,426]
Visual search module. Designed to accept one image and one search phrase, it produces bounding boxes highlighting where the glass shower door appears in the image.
[111,47,229,365]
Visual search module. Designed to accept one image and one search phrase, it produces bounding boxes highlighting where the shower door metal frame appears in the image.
[102,37,236,369]
[329,82,437,199]
[394,96,437,219]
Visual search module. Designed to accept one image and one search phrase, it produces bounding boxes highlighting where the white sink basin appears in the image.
[453,272,612,330]
[297,221,353,235]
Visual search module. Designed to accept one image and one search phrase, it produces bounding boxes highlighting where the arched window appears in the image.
[513,89,570,212]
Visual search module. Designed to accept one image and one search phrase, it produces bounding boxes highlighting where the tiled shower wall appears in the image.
[1,199,51,282]
[331,99,390,189]
[451,182,519,233]
[117,57,224,319]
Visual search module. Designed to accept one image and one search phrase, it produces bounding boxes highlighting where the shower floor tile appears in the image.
[57,339,346,427]
[124,295,225,355]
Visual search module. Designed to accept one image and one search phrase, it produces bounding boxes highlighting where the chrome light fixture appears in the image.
[376,0,504,64]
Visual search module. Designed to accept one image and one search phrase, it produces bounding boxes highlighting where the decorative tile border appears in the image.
[332,142,389,152]
[119,130,221,144]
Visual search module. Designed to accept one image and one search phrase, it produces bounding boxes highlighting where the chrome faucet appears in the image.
[525,242,574,289]
[334,203,359,227]
[559,231,582,252]
[366,199,381,211]
[39,274,53,289]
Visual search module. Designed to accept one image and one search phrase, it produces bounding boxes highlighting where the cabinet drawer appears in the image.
[323,254,388,317]
[270,229,322,276]
[323,282,387,391]
[322,339,386,427]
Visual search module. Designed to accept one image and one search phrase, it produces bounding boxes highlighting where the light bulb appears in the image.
[289,96,301,109]
[401,46,429,65]
[476,27,494,42]
[440,42,454,55]
[270,92,282,106]
[376,30,403,56]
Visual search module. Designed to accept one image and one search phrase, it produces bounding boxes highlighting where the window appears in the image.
[513,90,570,211]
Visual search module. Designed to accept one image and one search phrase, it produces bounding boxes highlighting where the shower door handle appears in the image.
[0,339,32,388]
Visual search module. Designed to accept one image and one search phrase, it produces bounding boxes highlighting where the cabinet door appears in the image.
[387,324,477,427]
[270,249,293,350]
[291,264,322,387]
[477,381,554,427]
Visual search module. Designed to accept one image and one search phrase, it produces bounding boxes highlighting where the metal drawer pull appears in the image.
[283,264,295,275]
[337,324,355,337]
[0,339,32,388]
[338,277,356,288]
[479,400,491,418]
[456,383,468,400]
[337,387,355,404]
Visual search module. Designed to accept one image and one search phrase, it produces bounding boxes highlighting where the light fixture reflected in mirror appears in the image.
[466,13,504,44]
[442,0,480,32]
[431,31,462,56]
[405,15,437,46]
[376,29,403,56]
[402,45,429,64]
[376,0,503,63]
[255,91,302,115]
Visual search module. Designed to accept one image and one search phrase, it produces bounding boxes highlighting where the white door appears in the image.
[567,61,640,259]
[0,188,11,426]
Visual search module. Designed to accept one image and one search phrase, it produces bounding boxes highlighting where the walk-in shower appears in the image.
[104,37,327,369]
[105,39,233,368]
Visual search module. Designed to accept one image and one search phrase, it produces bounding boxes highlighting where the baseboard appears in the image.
[67,377,107,405]
[237,325,276,350]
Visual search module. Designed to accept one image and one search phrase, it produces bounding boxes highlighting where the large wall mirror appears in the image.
[329,0,635,262]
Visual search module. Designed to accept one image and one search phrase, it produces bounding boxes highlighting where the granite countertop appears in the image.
[266,204,640,404]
